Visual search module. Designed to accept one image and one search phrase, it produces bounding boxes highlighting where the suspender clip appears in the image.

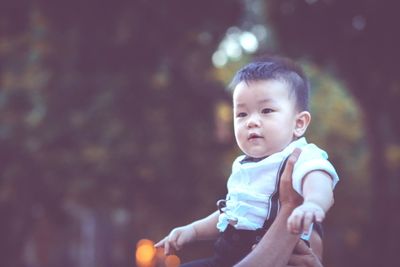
[216,199,227,213]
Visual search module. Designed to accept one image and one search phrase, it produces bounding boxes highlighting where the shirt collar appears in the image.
[240,137,307,165]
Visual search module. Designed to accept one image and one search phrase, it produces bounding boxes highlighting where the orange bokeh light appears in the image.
[136,239,156,267]
[165,254,181,267]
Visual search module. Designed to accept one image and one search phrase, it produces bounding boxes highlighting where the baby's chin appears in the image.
[239,142,287,158]
[245,151,271,159]
[244,148,282,158]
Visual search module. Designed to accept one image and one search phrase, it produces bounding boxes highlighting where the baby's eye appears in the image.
[261,108,274,114]
[236,112,247,118]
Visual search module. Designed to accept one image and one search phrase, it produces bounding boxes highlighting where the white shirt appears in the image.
[217,137,339,231]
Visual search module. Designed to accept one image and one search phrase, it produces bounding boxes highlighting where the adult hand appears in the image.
[286,240,324,267]
[279,148,303,209]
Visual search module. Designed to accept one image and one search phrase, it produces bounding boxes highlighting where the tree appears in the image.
[0,1,242,266]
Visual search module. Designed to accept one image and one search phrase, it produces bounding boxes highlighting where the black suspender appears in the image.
[261,156,290,230]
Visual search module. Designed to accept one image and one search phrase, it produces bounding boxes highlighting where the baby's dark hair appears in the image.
[229,55,310,111]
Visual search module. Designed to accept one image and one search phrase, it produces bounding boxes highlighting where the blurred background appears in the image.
[0,0,399,267]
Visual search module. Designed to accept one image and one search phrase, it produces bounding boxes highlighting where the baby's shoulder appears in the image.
[298,143,329,160]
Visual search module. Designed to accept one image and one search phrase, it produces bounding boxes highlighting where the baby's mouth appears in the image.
[248,133,263,140]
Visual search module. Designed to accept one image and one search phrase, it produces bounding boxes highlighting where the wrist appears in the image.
[189,223,199,240]
[303,200,324,211]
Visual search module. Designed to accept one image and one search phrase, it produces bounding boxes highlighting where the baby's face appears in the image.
[233,80,299,158]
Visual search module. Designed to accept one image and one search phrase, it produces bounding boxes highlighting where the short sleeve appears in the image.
[291,144,339,195]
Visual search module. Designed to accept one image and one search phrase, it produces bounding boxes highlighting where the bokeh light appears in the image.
[212,50,228,68]
[239,31,258,53]
[164,255,181,267]
[136,239,156,267]
[211,25,265,68]
[223,38,242,60]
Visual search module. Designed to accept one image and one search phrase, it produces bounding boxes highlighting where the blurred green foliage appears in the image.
[0,1,241,266]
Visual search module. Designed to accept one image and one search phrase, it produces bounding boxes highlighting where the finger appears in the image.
[289,209,304,234]
[167,231,179,252]
[175,236,184,251]
[170,239,179,253]
[302,211,314,234]
[314,210,325,223]
[154,237,166,248]
[287,216,298,234]
[288,219,301,234]
[280,149,303,208]
[164,239,170,255]
[287,214,298,234]
[282,148,302,179]
[165,234,178,255]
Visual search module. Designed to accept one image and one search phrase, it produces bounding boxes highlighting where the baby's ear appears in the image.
[294,111,311,137]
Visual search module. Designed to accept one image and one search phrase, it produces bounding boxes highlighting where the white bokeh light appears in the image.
[212,50,228,68]
[223,38,242,60]
[251,24,268,41]
[239,31,259,53]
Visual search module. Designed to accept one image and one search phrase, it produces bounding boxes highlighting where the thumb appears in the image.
[280,148,301,185]
[286,148,301,172]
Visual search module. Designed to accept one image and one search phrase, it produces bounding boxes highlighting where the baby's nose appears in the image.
[246,114,261,128]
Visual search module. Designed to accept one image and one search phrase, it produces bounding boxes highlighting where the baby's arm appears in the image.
[155,210,220,255]
[287,170,334,234]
